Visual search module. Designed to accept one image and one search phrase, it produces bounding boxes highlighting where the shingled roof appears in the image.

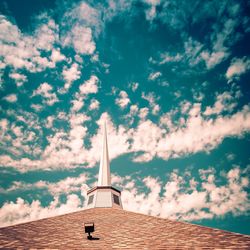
[0,207,249,249]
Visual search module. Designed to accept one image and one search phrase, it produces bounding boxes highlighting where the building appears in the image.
[0,124,249,249]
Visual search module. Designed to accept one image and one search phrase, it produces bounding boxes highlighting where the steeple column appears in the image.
[86,122,123,209]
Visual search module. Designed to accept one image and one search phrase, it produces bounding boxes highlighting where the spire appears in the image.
[86,121,122,209]
[98,122,111,186]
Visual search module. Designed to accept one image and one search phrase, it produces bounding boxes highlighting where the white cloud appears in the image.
[0,118,9,134]
[45,116,54,129]
[2,101,250,171]
[33,82,59,106]
[0,173,90,227]
[138,107,149,120]
[204,91,239,116]
[121,167,249,221]
[124,104,139,124]
[31,104,43,112]
[71,99,84,112]
[50,49,66,63]
[1,166,248,228]
[226,57,250,79]
[63,25,96,55]
[142,92,160,115]
[2,173,89,197]
[132,120,164,162]
[201,51,227,69]
[156,105,250,160]
[201,17,240,69]
[9,72,27,87]
[144,0,161,21]
[0,194,82,228]
[70,75,99,112]
[62,63,81,91]
[63,1,102,36]
[159,112,175,132]
[157,52,183,65]
[129,82,139,92]
[79,75,98,95]
[115,90,130,109]
[148,71,161,81]
[0,15,58,73]
[3,94,17,103]
[35,19,58,51]
[89,99,100,110]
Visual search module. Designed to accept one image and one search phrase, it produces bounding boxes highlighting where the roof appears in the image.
[0,208,249,249]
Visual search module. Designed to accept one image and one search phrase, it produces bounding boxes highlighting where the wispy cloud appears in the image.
[121,167,249,221]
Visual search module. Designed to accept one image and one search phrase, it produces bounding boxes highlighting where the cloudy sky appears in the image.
[0,0,250,234]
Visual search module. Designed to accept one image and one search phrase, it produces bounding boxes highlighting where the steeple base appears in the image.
[86,186,123,209]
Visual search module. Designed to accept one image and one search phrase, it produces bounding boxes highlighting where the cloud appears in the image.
[204,90,239,116]
[9,72,27,87]
[33,82,59,106]
[31,104,43,112]
[62,1,102,36]
[62,25,96,55]
[71,99,84,112]
[89,99,100,110]
[62,63,81,91]
[50,49,66,63]
[142,92,160,115]
[1,99,250,171]
[129,82,139,92]
[79,75,99,95]
[151,52,183,65]
[0,166,248,227]
[226,57,250,80]
[0,15,58,73]
[143,0,161,21]
[200,14,240,69]
[35,18,58,52]
[3,94,17,103]
[124,104,139,125]
[148,71,161,81]
[201,51,227,69]
[121,167,249,221]
[153,1,243,71]
[1,173,89,197]
[70,75,99,112]
[155,105,250,160]
[0,194,82,228]
[132,120,164,162]
[115,90,130,109]
[138,107,149,120]
[0,112,42,158]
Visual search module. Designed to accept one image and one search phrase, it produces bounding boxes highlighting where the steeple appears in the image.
[86,122,123,209]
[98,122,111,186]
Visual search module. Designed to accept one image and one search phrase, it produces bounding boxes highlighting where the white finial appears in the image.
[97,121,111,186]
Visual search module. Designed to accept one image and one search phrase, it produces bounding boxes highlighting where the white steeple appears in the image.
[86,121,123,209]
[98,122,111,186]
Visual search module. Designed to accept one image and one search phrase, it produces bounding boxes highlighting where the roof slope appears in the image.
[0,208,249,249]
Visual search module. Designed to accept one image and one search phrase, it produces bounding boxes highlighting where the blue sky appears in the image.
[0,0,250,234]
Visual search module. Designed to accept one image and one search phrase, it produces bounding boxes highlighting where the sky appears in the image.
[0,0,250,235]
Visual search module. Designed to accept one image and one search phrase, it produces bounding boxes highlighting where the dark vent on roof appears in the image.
[113,194,120,205]
[88,195,94,205]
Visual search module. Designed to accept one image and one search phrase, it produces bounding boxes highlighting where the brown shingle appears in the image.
[0,208,249,249]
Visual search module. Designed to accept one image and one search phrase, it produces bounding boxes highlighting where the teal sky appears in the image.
[0,0,250,234]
